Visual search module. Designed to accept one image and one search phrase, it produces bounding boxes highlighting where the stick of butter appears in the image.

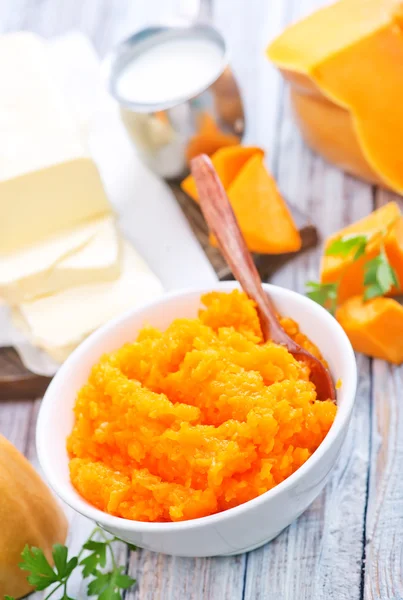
[13,242,163,363]
[0,216,121,303]
[0,32,111,252]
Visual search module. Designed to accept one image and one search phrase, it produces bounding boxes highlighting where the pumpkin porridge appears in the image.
[67,290,336,522]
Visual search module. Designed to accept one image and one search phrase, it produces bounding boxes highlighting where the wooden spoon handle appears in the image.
[191,154,287,342]
[190,154,335,401]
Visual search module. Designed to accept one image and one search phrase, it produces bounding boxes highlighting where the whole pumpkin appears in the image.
[0,434,67,598]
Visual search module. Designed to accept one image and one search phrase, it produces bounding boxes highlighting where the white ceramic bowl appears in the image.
[37,282,357,557]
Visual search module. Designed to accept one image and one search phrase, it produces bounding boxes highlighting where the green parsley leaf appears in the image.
[325,234,368,259]
[363,283,384,301]
[363,249,400,300]
[12,528,136,600]
[52,544,68,578]
[87,570,111,595]
[65,556,79,578]
[352,241,367,260]
[80,540,107,577]
[88,566,135,600]
[363,257,381,285]
[377,262,395,290]
[19,546,59,591]
[306,281,339,315]
[83,540,108,553]
[81,553,101,578]
[99,589,121,600]
[114,571,136,589]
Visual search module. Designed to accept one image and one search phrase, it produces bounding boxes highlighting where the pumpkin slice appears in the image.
[182,147,301,254]
[268,0,403,192]
[320,202,401,302]
[181,145,263,201]
[336,295,403,363]
[212,152,301,254]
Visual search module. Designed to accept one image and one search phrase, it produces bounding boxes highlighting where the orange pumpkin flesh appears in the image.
[336,295,403,364]
[211,152,301,254]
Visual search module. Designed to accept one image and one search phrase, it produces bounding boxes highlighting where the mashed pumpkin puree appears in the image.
[67,291,336,522]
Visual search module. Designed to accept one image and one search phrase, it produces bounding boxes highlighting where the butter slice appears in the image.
[0,33,111,252]
[0,216,121,303]
[13,242,163,362]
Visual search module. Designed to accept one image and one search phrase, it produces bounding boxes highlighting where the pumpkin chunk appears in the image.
[320,202,401,302]
[182,146,301,254]
[336,295,403,363]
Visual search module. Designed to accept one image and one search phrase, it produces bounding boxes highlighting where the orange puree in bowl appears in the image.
[67,291,336,522]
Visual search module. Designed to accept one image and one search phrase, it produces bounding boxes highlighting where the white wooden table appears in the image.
[1,1,402,598]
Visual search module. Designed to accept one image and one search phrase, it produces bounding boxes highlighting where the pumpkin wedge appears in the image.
[336,295,403,363]
[182,146,301,254]
[268,0,403,191]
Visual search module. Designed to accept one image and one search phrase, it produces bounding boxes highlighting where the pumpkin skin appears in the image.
[289,81,383,187]
[0,435,67,599]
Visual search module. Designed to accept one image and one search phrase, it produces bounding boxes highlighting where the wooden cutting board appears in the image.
[0,187,317,400]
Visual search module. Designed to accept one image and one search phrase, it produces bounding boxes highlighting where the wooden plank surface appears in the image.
[0,348,50,400]
[0,1,402,599]
[237,1,372,597]
[364,188,403,600]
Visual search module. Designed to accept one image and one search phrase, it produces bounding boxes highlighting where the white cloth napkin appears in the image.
[0,32,217,376]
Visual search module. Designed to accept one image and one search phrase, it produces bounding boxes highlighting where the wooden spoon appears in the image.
[190,154,336,402]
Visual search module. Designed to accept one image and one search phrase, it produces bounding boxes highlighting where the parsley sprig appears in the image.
[325,233,368,261]
[5,528,136,600]
[306,281,339,315]
[306,228,400,312]
[363,247,399,301]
